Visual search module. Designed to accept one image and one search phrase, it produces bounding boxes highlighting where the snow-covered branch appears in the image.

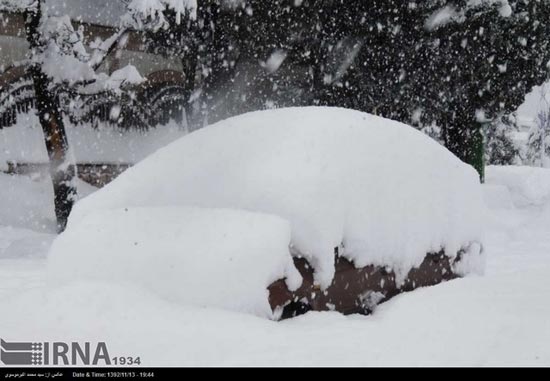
[31,11,142,93]
[426,0,512,30]
[89,29,130,71]
[122,0,197,31]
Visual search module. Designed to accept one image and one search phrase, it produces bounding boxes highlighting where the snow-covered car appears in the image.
[48,107,486,319]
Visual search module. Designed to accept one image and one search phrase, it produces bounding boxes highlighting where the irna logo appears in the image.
[1,339,112,366]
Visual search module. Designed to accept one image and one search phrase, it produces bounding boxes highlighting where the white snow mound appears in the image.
[48,207,301,318]
[486,165,550,207]
[63,106,485,288]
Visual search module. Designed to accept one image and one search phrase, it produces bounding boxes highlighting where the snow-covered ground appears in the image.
[1,106,550,366]
[1,163,550,365]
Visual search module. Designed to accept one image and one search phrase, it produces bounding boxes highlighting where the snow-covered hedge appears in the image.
[50,107,486,316]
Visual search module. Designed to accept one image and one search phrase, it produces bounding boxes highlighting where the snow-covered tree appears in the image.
[10,0,81,232]
[0,0,170,230]
[3,0,550,200]
[294,0,549,180]
[527,101,550,167]
[136,0,550,181]
[419,0,550,180]
[485,115,520,165]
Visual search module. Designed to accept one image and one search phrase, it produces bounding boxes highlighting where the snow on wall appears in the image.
[0,114,186,168]
[65,107,486,288]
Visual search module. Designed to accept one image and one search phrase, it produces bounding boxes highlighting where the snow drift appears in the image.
[485,165,550,207]
[50,106,486,315]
